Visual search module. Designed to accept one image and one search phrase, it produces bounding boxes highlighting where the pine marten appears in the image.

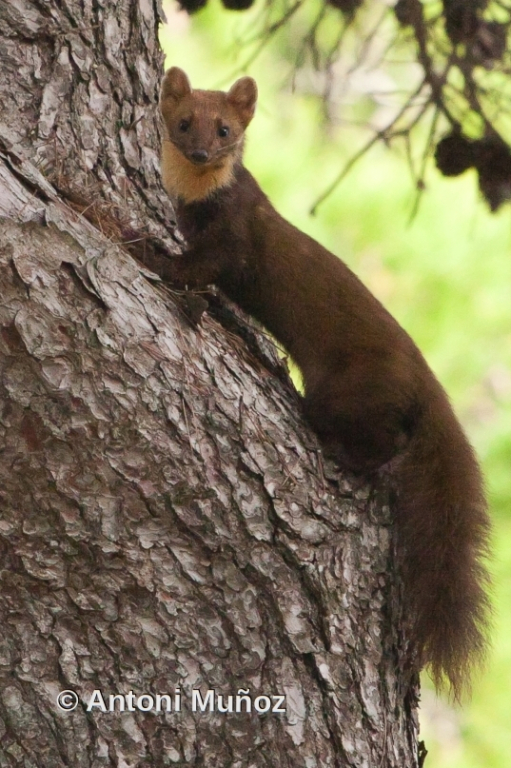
[159,66,491,699]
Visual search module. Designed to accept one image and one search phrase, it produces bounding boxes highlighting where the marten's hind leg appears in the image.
[303,365,419,473]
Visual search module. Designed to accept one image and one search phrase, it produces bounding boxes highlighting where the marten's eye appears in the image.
[218,125,230,138]
[179,119,190,132]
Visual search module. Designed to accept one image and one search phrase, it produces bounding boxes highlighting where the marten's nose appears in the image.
[191,150,209,164]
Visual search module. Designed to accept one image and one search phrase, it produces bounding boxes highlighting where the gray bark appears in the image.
[0,1,420,766]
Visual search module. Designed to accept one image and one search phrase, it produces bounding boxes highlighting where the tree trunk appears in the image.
[0,2,420,765]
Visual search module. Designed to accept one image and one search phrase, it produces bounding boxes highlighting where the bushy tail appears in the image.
[395,389,492,700]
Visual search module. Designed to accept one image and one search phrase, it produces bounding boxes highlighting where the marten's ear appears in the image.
[160,67,192,103]
[227,77,258,127]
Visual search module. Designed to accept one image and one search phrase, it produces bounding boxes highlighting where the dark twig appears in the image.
[310,77,427,215]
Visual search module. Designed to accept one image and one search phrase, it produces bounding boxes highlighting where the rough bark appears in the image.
[0,1,420,766]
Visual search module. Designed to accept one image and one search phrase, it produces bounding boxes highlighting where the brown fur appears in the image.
[159,67,491,699]
[160,139,239,202]
[159,67,255,203]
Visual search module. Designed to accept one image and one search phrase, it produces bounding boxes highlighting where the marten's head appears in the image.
[159,67,258,203]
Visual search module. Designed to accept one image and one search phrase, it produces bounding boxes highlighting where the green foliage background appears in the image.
[161,3,511,764]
